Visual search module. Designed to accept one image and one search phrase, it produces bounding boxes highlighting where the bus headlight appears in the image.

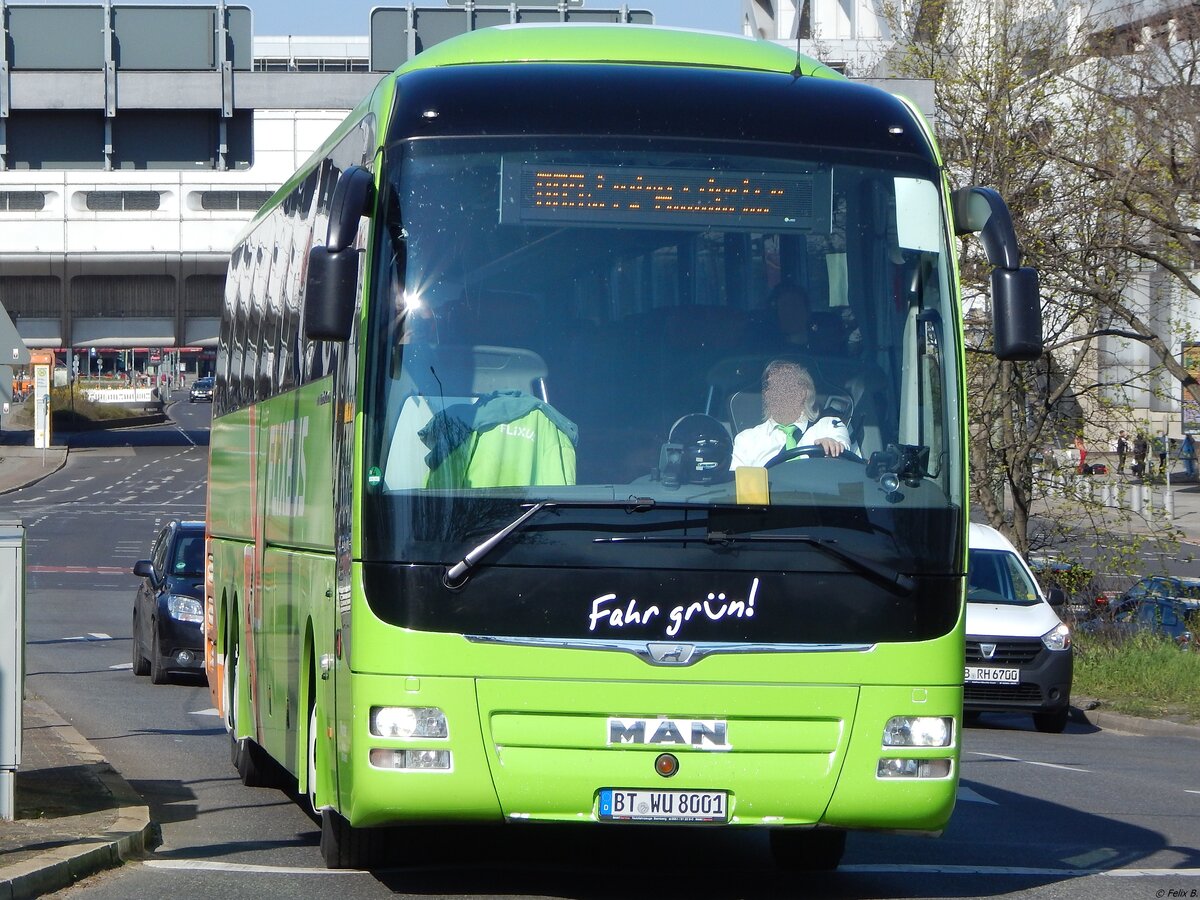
[370,706,448,739]
[1041,623,1071,651]
[882,716,953,747]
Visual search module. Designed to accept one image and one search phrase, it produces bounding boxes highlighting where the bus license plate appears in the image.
[599,789,727,823]
[965,666,1020,684]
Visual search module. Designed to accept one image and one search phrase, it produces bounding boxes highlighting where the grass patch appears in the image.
[1072,630,1200,722]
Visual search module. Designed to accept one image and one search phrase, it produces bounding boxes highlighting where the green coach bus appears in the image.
[204,24,1042,870]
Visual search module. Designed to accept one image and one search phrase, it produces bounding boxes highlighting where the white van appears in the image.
[966,523,1073,733]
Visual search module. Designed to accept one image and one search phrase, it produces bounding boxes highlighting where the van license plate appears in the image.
[598,789,727,823]
[965,666,1020,684]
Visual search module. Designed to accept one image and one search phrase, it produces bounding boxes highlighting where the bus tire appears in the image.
[320,808,387,869]
[227,631,283,788]
[769,828,846,871]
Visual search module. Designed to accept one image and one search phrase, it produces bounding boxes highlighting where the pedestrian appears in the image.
[1153,432,1167,477]
[1133,431,1148,478]
[1115,430,1128,475]
[1075,434,1088,475]
[1182,434,1197,479]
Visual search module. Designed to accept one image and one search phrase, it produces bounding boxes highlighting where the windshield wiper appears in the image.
[595,532,915,596]
[444,497,661,589]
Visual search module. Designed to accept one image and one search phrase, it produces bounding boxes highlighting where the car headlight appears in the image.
[1041,622,1071,651]
[166,594,203,624]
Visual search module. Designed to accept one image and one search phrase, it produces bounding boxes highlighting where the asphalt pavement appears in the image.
[0,432,1197,899]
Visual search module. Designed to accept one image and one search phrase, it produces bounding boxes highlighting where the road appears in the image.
[4,396,1199,899]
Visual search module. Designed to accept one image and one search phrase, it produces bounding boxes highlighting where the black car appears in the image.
[132,521,206,684]
[189,377,214,402]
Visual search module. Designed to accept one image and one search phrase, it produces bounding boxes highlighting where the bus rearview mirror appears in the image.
[305,246,359,341]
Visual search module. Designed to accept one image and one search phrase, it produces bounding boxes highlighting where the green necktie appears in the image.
[777,423,800,450]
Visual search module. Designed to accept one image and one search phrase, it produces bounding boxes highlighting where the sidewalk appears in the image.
[1,430,157,900]
[1031,451,1200,543]
[0,699,157,900]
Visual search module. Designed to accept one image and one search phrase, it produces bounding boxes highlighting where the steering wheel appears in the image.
[764,444,866,468]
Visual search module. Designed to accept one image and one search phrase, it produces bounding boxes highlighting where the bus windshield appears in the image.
[363,136,963,587]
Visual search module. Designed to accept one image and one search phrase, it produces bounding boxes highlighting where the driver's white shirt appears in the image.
[730,415,852,469]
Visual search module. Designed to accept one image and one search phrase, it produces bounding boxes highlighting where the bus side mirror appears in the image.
[326,165,375,253]
[952,185,1043,362]
[305,166,375,341]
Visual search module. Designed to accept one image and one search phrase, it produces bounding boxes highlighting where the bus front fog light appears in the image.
[369,748,452,770]
[877,758,952,779]
[404,749,451,770]
[370,706,448,739]
[882,716,953,747]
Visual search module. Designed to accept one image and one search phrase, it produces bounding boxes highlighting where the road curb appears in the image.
[0,702,159,900]
[1071,700,1200,739]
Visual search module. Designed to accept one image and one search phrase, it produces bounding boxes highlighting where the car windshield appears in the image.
[171,533,204,577]
[967,549,1040,605]
[361,136,964,579]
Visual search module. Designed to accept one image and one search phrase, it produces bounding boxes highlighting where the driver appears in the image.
[729,359,851,469]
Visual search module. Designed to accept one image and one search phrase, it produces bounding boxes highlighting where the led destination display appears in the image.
[500,161,826,230]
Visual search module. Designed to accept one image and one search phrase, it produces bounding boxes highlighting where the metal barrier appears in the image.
[0,521,25,821]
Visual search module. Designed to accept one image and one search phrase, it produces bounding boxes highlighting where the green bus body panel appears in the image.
[208,408,253,539]
[261,383,337,549]
[476,679,855,824]
[337,580,961,830]
[393,24,843,80]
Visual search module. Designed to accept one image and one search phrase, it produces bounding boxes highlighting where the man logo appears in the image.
[646,642,696,665]
[607,717,730,750]
[980,643,997,660]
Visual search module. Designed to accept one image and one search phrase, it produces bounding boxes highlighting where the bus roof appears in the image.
[395,23,843,80]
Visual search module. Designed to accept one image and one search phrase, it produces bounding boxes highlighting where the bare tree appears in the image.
[878,0,1193,559]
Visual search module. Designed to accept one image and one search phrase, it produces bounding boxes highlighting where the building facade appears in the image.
[0,2,649,378]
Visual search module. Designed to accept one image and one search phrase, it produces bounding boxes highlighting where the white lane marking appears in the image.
[968,750,1090,773]
[110,662,134,670]
[842,865,1200,876]
[955,785,997,804]
[190,708,221,717]
[140,858,1200,878]
[1186,790,1200,795]
[63,633,113,642]
[144,860,367,875]
[1063,848,1120,868]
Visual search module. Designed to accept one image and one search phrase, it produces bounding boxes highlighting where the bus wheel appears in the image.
[320,808,387,869]
[769,828,846,871]
[228,633,281,788]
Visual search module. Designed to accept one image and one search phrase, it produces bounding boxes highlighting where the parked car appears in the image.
[965,523,1074,733]
[189,377,214,403]
[131,520,206,684]
[1097,597,1196,649]
[1105,575,1200,620]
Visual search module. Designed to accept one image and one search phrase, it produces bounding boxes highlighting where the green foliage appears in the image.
[1073,630,1200,722]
